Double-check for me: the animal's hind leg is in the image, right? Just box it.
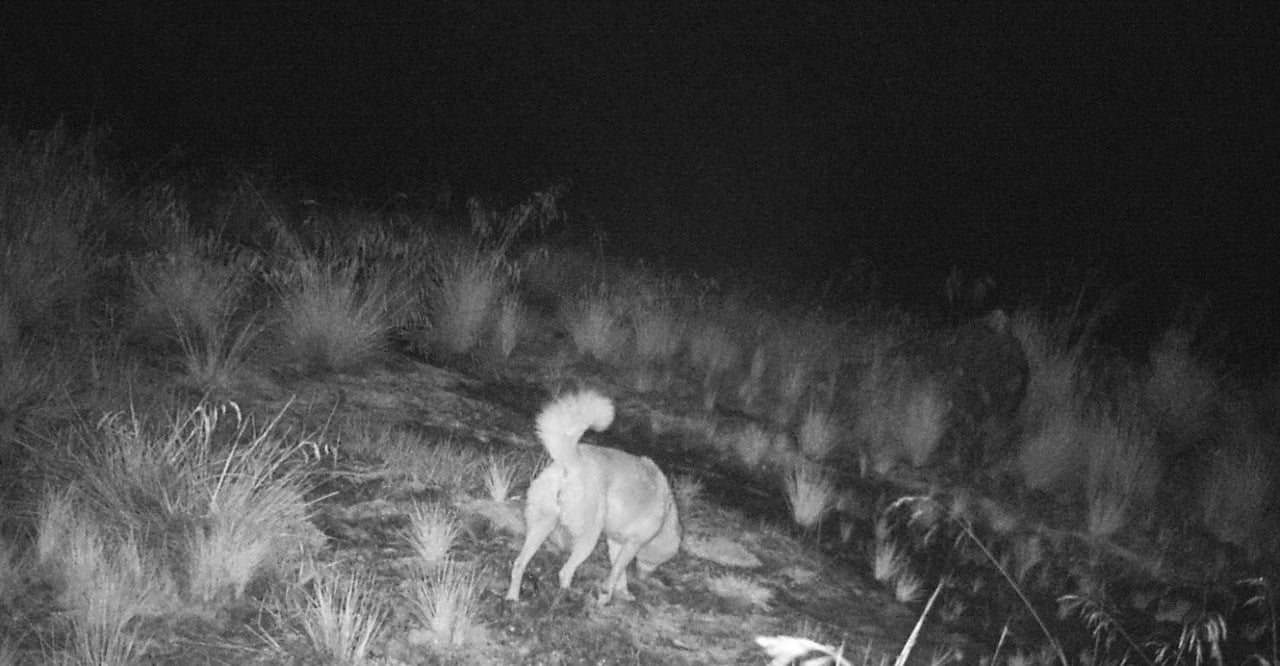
[507,471,564,601]
[506,509,560,601]
[599,538,642,605]
[556,520,602,592]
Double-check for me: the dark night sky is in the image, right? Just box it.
[3,1,1278,351]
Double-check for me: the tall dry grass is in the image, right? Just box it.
[39,402,322,613]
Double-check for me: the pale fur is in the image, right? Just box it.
[506,390,681,604]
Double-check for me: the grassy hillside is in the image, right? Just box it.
[1,126,1276,665]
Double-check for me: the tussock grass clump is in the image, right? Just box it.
[130,226,263,388]
[857,377,951,474]
[562,284,630,363]
[40,402,321,610]
[422,244,513,357]
[484,455,519,503]
[410,559,483,648]
[293,570,387,665]
[270,255,401,372]
[724,423,774,469]
[1016,403,1090,493]
[872,539,910,584]
[406,504,460,565]
[36,490,174,665]
[784,462,836,529]
[1085,411,1158,537]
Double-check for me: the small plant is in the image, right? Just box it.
[406,504,460,564]
[410,559,482,648]
[294,570,387,665]
[484,455,518,502]
[893,571,926,604]
[784,462,836,529]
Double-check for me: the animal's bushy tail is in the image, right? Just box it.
[536,390,615,465]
